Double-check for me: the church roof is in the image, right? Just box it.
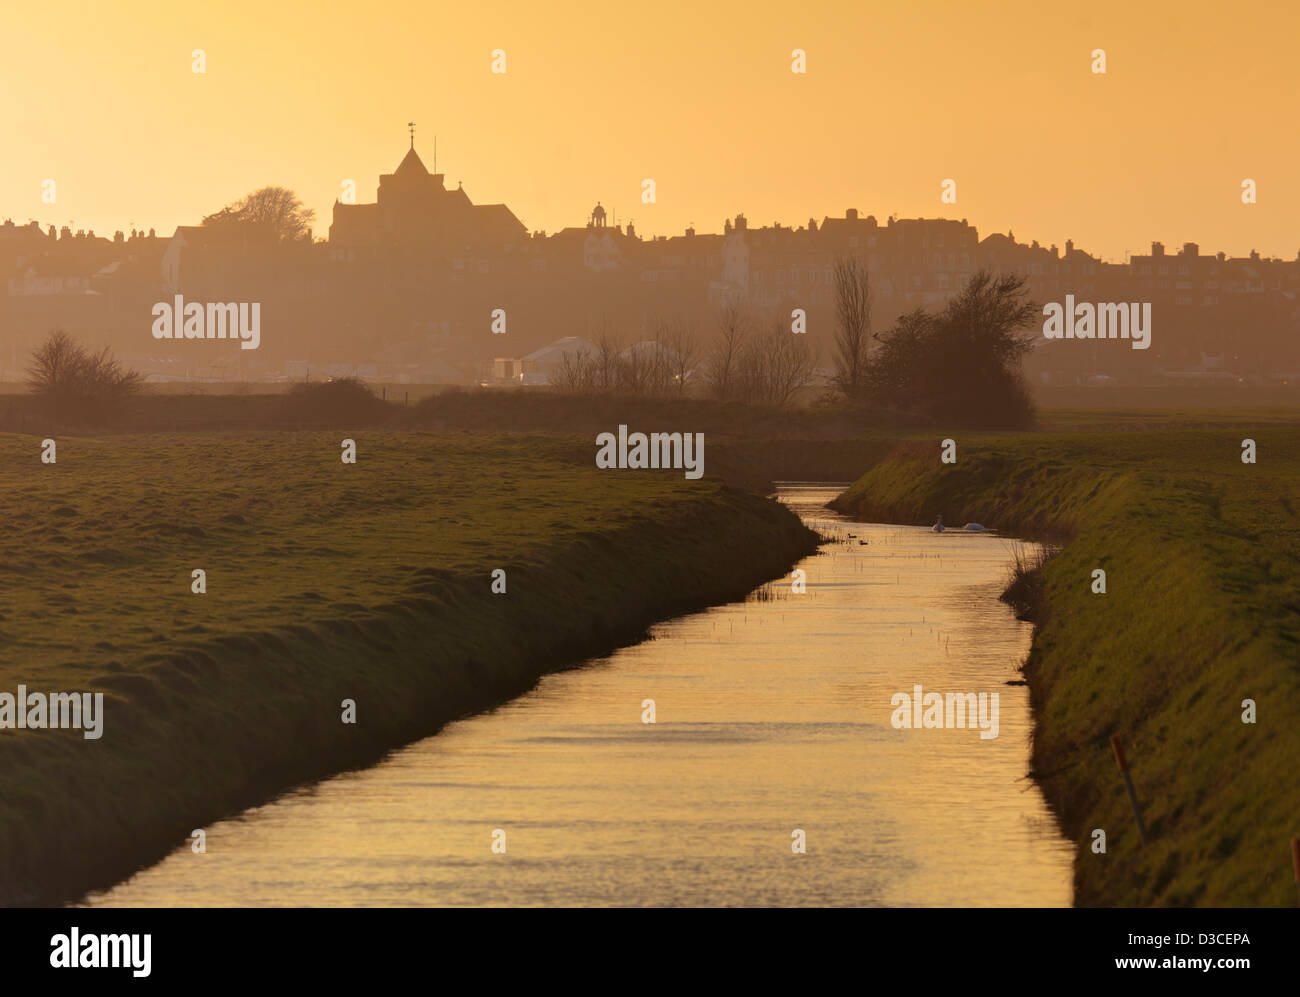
[395,146,429,177]
[474,203,527,238]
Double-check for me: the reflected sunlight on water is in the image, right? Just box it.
[88,486,1073,907]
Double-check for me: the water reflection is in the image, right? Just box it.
[88,486,1073,907]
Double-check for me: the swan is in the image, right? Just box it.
[932,515,945,533]
[963,522,989,532]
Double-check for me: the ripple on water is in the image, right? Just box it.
[87,487,1073,908]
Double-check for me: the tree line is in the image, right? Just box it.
[21,208,1039,427]
[549,259,1038,426]
[549,310,816,409]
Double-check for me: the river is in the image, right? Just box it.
[86,484,1073,907]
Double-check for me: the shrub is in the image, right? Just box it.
[869,270,1038,428]
[281,376,390,426]
[26,331,143,423]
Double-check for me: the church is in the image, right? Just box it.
[328,132,527,253]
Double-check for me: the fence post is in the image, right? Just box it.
[1291,837,1299,905]
[1110,734,1148,845]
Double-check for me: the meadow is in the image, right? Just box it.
[834,424,1300,906]
[0,431,818,904]
[2,399,1295,908]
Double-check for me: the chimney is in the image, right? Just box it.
[1151,241,1165,256]
[846,208,858,221]
[1065,239,1074,256]
[1183,242,1198,257]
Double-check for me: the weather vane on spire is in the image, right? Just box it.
[408,122,415,149]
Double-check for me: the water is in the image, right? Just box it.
[87,485,1073,907]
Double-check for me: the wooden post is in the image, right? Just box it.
[1291,837,1299,905]
[1110,734,1148,845]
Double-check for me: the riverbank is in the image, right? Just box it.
[87,487,1073,908]
[833,428,1300,906]
[0,432,819,906]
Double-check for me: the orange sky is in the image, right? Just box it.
[3,0,1297,261]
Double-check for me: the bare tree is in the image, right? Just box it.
[732,321,815,408]
[653,318,701,397]
[551,346,596,393]
[732,335,760,405]
[26,330,143,421]
[25,329,81,392]
[559,320,699,398]
[765,320,817,408]
[831,256,872,401]
[616,337,667,396]
[704,300,750,401]
[592,324,623,393]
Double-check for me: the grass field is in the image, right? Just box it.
[0,431,819,905]
[834,425,1300,906]
[4,404,1295,907]
[1034,406,1300,433]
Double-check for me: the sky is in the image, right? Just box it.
[2,0,1298,261]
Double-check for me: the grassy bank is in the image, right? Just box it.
[833,428,1300,906]
[0,432,819,906]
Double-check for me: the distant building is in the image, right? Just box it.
[523,336,600,376]
[6,133,1298,389]
[329,142,527,253]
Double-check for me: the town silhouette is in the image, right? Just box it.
[3,132,1296,391]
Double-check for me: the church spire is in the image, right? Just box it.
[408,121,415,149]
